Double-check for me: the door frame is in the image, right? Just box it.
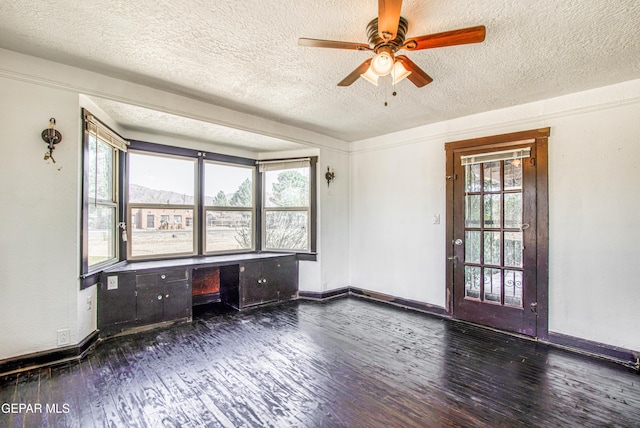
[445,127,550,340]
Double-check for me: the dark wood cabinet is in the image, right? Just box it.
[98,253,298,337]
[135,269,191,325]
[99,268,191,336]
[238,256,298,309]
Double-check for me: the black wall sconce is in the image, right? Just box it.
[325,166,335,187]
[41,117,62,163]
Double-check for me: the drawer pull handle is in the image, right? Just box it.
[157,295,162,300]
[165,294,170,298]
[160,274,166,280]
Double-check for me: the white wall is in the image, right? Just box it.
[0,79,83,360]
[315,147,350,293]
[349,143,446,304]
[349,78,640,352]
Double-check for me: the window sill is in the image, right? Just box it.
[296,252,317,261]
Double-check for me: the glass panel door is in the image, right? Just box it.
[450,141,539,338]
[463,157,524,308]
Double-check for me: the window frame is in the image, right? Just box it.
[80,110,127,289]
[203,160,257,254]
[260,159,311,253]
[127,150,199,260]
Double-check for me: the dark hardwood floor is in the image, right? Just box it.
[1,297,639,427]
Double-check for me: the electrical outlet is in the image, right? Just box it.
[107,275,118,290]
[86,296,92,311]
[57,329,70,346]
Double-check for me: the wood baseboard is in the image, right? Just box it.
[298,287,350,301]
[0,331,99,378]
[546,332,639,370]
[349,287,449,317]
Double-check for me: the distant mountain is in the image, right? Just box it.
[128,184,230,205]
[129,184,195,205]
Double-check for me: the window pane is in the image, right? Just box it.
[88,205,115,266]
[205,163,254,208]
[484,231,501,265]
[88,135,113,201]
[465,195,481,228]
[504,193,522,229]
[130,208,194,257]
[265,211,308,250]
[465,164,481,192]
[129,153,195,204]
[465,266,481,299]
[484,268,502,303]
[504,231,523,268]
[504,158,523,190]
[264,167,310,208]
[206,210,252,252]
[465,231,480,264]
[483,161,501,191]
[504,270,523,307]
[483,194,501,228]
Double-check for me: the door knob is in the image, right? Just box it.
[454,239,463,246]
[157,295,162,300]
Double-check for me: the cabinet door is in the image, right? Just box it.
[163,281,191,321]
[136,283,164,324]
[98,273,137,328]
[241,261,265,307]
[260,259,286,302]
[271,257,298,301]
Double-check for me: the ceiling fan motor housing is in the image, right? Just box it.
[367,17,409,52]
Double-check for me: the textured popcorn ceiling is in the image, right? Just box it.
[1,0,640,146]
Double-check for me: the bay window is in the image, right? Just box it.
[120,141,315,262]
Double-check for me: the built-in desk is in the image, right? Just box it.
[98,253,298,337]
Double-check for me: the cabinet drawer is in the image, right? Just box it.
[136,269,188,285]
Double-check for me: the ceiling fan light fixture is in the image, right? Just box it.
[360,66,379,86]
[392,60,412,84]
[370,47,395,76]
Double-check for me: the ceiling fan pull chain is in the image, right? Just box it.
[384,75,389,106]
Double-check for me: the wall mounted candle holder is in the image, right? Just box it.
[41,117,62,163]
[325,166,335,187]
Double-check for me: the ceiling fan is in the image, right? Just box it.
[298,0,486,88]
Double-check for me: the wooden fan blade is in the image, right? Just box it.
[298,38,371,51]
[338,59,373,86]
[404,25,486,51]
[395,55,433,87]
[378,0,403,41]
